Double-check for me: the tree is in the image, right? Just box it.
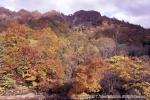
[68,45,108,99]
[92,37,116,58]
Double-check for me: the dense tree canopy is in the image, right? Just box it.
[0,15,149,99]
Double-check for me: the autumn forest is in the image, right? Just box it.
[0,8,150,99]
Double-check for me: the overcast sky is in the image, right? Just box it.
[0,0,150,28]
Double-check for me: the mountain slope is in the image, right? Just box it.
[0,8,149,56]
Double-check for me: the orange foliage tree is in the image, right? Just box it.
[0,23,65,92]
[68,45,108,99]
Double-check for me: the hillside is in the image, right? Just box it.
[0,7,150,99]
[0,8,149,56]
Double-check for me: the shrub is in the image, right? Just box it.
[102,56,150,99]
[0,73,16,94]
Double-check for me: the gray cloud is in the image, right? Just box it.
[14,0,57,12]
[106,0,150,28]
[110,0,150,16]
[0,0,150,28]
